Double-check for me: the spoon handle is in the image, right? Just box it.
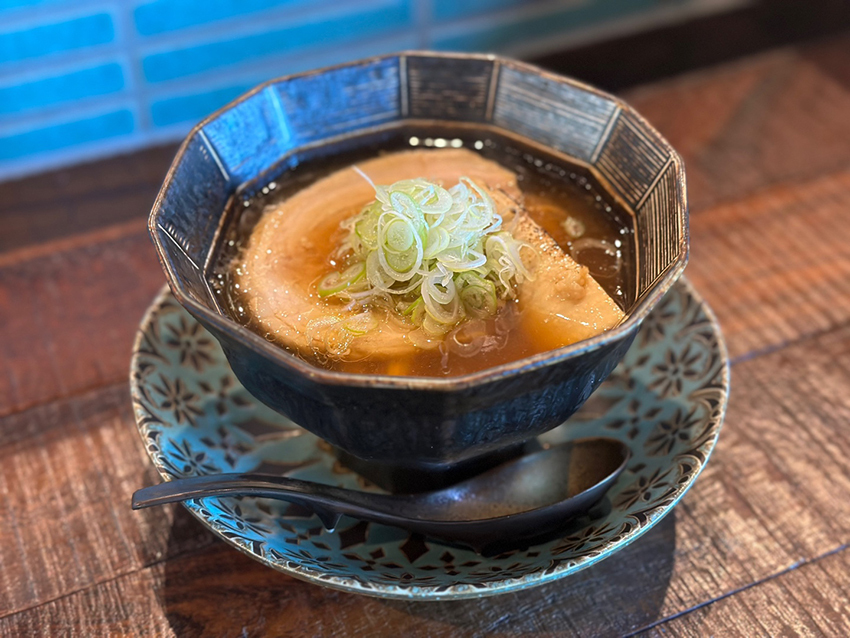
[132,473,356,530]
[134,473,304,507]
[131,472,424,532]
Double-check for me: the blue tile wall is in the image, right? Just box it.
[0,62,124,116]
[0,109,134,161]
[0,0,703,181]
[0,12,114,64]
[141,2,411,83]
[134,0,314,36]
[0,1,67,10]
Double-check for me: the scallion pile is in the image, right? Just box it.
[316,171,533,336]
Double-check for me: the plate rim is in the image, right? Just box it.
[129,276,729,600]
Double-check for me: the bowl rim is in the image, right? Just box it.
[148,50,689,392]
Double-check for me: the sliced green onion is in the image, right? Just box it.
[343,313,378,335]
[385,244,419,272]
[354,203,381,249]
[401,297,423,316]
[457,273,497,318]
[316,172,534,338]
[390,191,421,223]
[316,262,366,297]
[418,185,452,215]
[424,227,451,259]
[384,217,415,252]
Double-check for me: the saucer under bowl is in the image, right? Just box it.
[130,277,727,600]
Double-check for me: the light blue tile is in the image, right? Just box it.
[142,2,411,83]
[151,83,253,126]
[434,0,668,51]
[0,63,124,116]
[0,12,114,64]
[0,0,66,11]
[0,108,134,161]
[134,0,311,36]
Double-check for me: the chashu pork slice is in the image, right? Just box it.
[510,214,625,352]
[235,147,624,363]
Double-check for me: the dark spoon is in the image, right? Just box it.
[133,437,629,551]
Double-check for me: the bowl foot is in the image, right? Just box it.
[332,440,542,493]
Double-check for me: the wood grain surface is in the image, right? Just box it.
[2,33,850,637]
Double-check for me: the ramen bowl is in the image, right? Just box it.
[148,52,687,475]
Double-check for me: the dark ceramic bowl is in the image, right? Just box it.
[148,52,687,472]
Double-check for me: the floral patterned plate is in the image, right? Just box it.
[130,277,728,600]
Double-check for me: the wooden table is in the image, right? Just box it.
[2,33,850,637]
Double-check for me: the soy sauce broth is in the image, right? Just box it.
[211,125,635,377]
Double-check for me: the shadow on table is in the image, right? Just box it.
[383,511,677,636]
[156,506,676,636]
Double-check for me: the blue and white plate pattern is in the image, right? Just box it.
[130,277,728,600]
